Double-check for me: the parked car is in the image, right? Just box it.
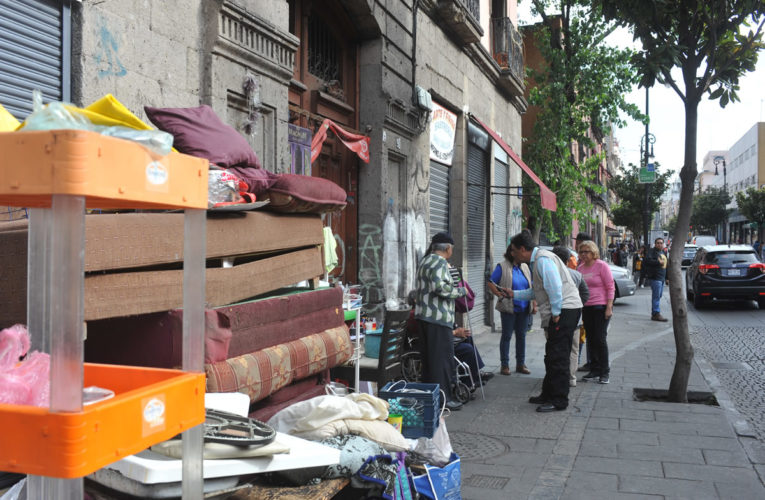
[685,245,765,308]
[691,235,717,247]
[539,246,636,300]
[681,244,699,268]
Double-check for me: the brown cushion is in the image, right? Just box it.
[144,104,260,168]
[266,174,347,214]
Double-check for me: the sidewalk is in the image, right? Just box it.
[446,286,765,499]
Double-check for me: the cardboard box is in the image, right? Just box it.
[0,211,325,325]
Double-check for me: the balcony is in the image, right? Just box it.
[490,17,524,97]
[436,0,483,45]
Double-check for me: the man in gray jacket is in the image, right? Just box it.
[552,246,589,388]
[507,233,583,412]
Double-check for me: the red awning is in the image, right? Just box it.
[472,116,557,211]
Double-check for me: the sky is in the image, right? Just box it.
[517,7,765,179]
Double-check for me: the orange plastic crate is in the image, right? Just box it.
[0,129,208,209]
[0,363,205,478]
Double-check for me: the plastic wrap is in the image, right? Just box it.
[19,90,174,155]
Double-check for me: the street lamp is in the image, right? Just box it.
[713,155,728,243]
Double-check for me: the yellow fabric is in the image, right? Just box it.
[84,94,153,130]
[323,226,339,273]
[0,104,20,131]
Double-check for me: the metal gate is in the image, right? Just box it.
[429,160,450,237]
[0,0,70,119]
[491,157,509,329]
[466,123,489,329]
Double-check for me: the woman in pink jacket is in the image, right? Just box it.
[577,240,614,384]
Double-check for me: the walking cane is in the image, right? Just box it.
[457,267,486,401]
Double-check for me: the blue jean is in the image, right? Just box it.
[499,310,530,367]
[649,278,664,315]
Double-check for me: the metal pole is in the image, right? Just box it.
[643,88,650,248]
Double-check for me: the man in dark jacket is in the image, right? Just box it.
[643,238,669,322]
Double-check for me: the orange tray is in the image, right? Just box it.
[0,130,208,209]
[0,363,205,478]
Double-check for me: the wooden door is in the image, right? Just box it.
[288,0,359,284]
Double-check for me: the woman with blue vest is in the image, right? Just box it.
[488,245,536,376]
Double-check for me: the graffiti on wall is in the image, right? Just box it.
[510,208,523,237]
[358,222,383,316]
[96,19,127,78]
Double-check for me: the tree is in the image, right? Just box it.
[736,186,765,241]
[690,186,732,233]
[610,162,672,238]
[523,0,642,242]
[597,0,765,402]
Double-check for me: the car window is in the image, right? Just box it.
[703,251,758,266]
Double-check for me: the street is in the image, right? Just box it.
[448,274,765,499]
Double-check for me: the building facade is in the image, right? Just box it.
[1,0,553,331]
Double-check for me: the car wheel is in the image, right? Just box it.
[758,298,765,310]
[693,290,706,309]
[686,285,692,301]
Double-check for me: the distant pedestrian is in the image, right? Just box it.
[506,232,583,413]
[633,245,646,287]
[617,243,629,268]
[488,245,535,376]
[577,240,615,385]
[643,238,669,322]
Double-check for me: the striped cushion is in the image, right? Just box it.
[205,325,352,403]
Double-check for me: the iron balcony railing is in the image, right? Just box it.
[461,0,480,22]
[490,17,524,82]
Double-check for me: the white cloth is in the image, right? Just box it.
[268,393,389,434]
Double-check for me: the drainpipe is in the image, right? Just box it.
[411,0,420,107]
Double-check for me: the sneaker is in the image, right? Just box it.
[570,378,577,387]
[480,371,494,382]
[445,400,463,411]
[577,363,591,372]
[651,313,669,322]
[598,375,610,384]
[582,372,599,381]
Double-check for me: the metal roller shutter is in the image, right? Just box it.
[466,124,489,329]
[0,0,69,120]
[429,160,450,237]
[492,158,509,329]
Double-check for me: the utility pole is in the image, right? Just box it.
[643,88,650,248]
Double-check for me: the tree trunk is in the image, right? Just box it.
[666,95,700,403]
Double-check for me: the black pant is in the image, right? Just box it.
[541,308,581,409]
[421,321,457,402]
[581,305,610,377]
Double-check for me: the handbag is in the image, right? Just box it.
[454,280,475,313]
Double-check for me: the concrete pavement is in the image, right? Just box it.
[447,284,765,499]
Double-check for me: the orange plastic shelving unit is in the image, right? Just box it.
[0,129,209,490]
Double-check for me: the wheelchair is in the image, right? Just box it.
[400,326,477,404]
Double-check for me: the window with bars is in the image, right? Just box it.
[308,16,340,82]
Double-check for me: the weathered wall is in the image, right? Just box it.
[354,1,523,314]
[70,0,296,172]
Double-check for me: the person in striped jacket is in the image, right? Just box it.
[414,232,467,411]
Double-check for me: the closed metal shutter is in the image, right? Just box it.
[492,158,509,328]
[429,160,450,237]
[0,0,70,120]
[466,123,489,329]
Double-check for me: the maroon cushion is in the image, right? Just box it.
[144,105,260,168]
[266,174,347,214]
[227,166,277,196]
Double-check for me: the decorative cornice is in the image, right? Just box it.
[214,1,299,82]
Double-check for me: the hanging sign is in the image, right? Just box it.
[288,124,312,175]
[429,102,457,165]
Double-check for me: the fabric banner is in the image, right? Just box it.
[311,119,370,164]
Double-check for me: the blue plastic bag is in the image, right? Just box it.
[413,452,461,500]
